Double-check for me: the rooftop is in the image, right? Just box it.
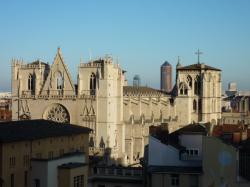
[177,63,221,71]
[0,119,92,143]
[176,123,209,135]
[161,61,171,66]
[58,162,86,169]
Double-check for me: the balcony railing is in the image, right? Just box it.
[180,154,202,161]
[92,166,143,178]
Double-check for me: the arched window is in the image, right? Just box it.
[198,99,202,112]
[194,76,201,95]
[193,99,197,112]
[89,137,94,147]
[90,73,96,95]
[28,74,34,91]
[56,72,63,90]
[179,82,188,95]
[99,137,105,148]
[187,75,192,88]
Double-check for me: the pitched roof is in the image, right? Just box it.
[161,61,171,66]
[177,63,221,71]
[0,120,91,143]
[175,123,209,135]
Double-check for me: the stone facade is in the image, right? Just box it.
[12,48,222,165]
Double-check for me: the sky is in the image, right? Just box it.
[0,0,250,92]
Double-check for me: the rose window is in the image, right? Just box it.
[44,104,70,123]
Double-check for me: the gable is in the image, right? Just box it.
[41,48,75,95]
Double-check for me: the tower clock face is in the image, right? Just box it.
[218,151,232,166]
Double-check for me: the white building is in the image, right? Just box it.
[145,123,207,187]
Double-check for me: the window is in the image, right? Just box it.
[59,149,64,156]
[194,76,201,95]
[74,175,84,187]
[23,155,30,166]
[11,174,14,187]
[179,83,188,95]
[9,157,15,168]
[48,151,53,159]
[186,75,192,88]
[90,73,96,95]
[193,100,197,112]
[198,99,202,111]
[79,146,85,152]
[34,179,40,187]
[24,171,28,187]
[186,149,199,156]
[56,72,63,90]
[28,74,34,91]
[194,150,198,155]
[189,175,199,187]
[171,174,179,186]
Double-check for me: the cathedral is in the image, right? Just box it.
[12,48,221,165]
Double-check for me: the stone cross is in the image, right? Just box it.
[195,49,203,64]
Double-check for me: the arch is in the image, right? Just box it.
[43,103,70,123]
[179,82,188,95]
[90,73,96,95]
[28,74,34,91]
[186,75,192,88]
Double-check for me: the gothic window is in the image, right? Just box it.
[179,82,188,95]
[56,72,63,90]
[194,76,201,95]
[90,73,96,95]
[44,104,70,123]
[99,137,105,148]
[28,74,34,91]
[89,137,94,147]
[198,99,202,112]
[186,75,192,88]
[193,99,197,112]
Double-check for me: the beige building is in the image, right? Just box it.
[0,119,91,187]
[11,48,222,165]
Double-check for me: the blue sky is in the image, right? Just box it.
[0,0,250,91]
